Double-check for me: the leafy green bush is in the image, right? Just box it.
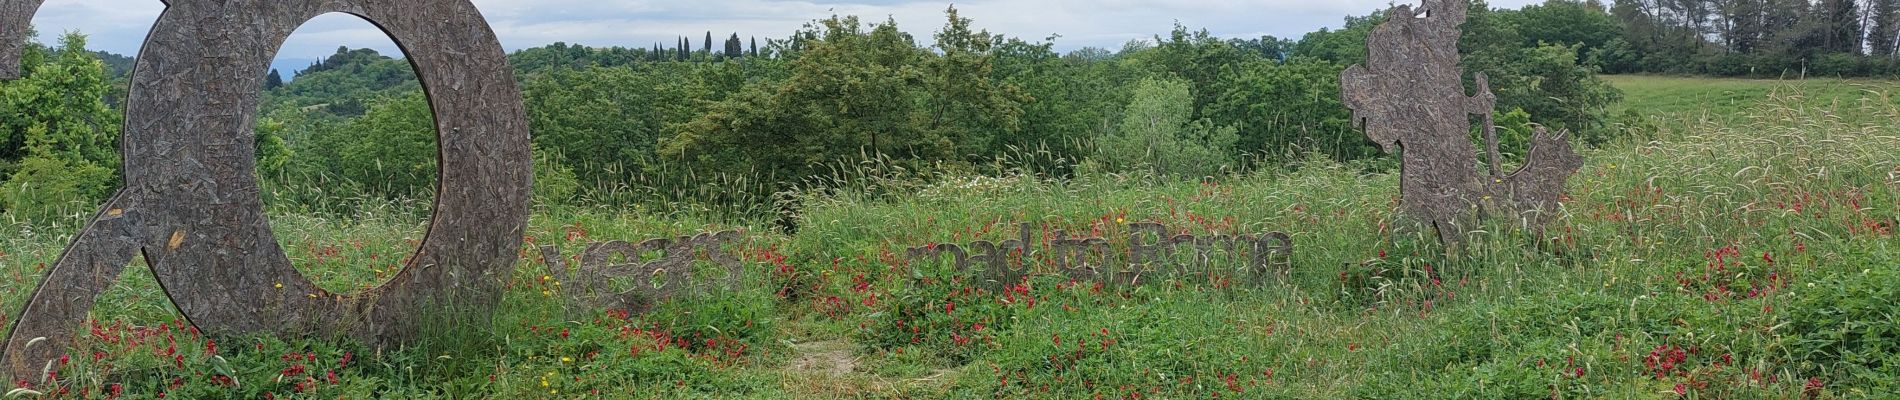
[0,33,121,223]
[0,155,113,224]
[1784,263,1900,389]
[1089,78,1238,179]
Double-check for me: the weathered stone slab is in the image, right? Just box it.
[905,223,1293,290]
[539,231,748,315]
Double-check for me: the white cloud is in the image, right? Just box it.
[30,0,1543,58]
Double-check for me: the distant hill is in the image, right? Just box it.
[90,50,134,78]
[270,58,317,81]
[260,46,419,118]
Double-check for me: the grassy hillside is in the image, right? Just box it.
[0,77,1895,398]
[1608,75,1900,125]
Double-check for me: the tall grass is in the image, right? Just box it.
[0,79,1893,397]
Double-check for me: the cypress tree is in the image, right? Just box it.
[264,69,284,90]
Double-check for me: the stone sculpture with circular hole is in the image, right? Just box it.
[0,0,530,381]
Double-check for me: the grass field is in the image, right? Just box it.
[0,76,1896,398]
[1607,75,1900,126]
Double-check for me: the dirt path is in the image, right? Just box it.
[788,339,859,375]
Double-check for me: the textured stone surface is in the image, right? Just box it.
[1488,127,1585,229]
[0,0,42,79]
[907,223,1292,290]
[540,231,747,315]
[1340,0,1582,242]
[0,0,529,381]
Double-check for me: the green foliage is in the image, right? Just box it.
[1293,14,1381,65]
[1511,0,1622,57]
[263,47,419,118]
[302,91,438,200]
[522,64,701,186]
[1785,257,1900,388]
[0,154,114,224]
[987,39,1116,175]
[3,76,1898,397]
[665,12,1031,195]
[1480,107,1535,164]
[0,33,121,223]
[532,148,580,207]
[1461,2,1626,140]
[1207,58,1364,163]
[207,3,1637,221]
[1089,78,1237,179]
[923,6,1028,160]
[1596,0,1900,78]
[1136,24,1252,114]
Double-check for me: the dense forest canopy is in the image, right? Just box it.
[12,0,1877,223]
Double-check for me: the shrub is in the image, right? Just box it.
[1784,261,1900,389]
[1090,78,1238,179]
[1,154,114,224]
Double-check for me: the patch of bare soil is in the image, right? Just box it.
[789,340,858,375]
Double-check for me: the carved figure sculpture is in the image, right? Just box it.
[1341,0,1583,243]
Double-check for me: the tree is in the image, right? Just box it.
[704,31,713,54]
[665,16,934,188]
[924,6,1028,159]
[1515,0,1622,58]
[0,33,122,222]
[725,33,744,58]
[265,68,285,90]
[1719,0,1769,54]
[1090,78,1237,179]
[1818,0,1863,54]
[302,92,437,199]
[522,65,701,186]
[1139,24,1252,116]
[750,37,759,57]
[1229,35,1295,60]
[1206,59,1365,163]
[1293,13,1382,64]
[1870,0,1900,57]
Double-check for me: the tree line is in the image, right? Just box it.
[1552,0,1900,77]
[6,2,1635,223]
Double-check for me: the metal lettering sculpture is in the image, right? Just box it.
[538,231,748,315]
[1340,0,1582,242]
[907,223,1292,291]
[0,0,530,381]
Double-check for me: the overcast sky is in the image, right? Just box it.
[30,0,1541,71]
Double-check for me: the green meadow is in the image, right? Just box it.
[0,75,1893,398]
